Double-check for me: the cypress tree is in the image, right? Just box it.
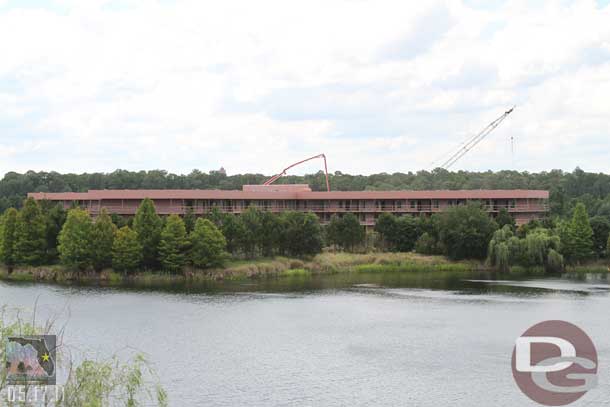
[158,214,188,273]
[14,198,47,266]
[132,198,162,269]
[189,218,226,268]
[565,203,594,264]
[90,209,117,271]
[58,208,94,271]
[0,208,19,272]
[112,226,142,273]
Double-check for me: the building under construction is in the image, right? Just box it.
[28,184,548,226]
[28,109,548,226]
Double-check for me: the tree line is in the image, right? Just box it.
[0,198,324,274]
[1,197,607,275]
[3,167,610,219]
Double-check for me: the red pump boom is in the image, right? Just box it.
[263,153,331,192]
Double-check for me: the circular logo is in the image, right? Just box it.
[511,320,598,406]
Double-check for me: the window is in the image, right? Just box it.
[410,200,416,209]
[433,200,439,209]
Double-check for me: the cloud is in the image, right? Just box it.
[0,0,609,178]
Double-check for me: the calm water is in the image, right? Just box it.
[1,271,610,406]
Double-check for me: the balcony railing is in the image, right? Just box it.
[83,203,549,215]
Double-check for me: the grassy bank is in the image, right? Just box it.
[0,252,481,285]
[1,253,607,288]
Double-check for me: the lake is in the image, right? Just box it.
[1,271,609,406]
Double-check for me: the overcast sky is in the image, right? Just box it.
[1,0,609,177]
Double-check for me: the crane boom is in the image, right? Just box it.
[263,153,331,192]
[438,106,515,170]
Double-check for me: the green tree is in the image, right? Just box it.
[58,208,94,271]
[189,218,226,268]
[183,207,196,234]
[326,213,365,252]
[112,226,142,273]
[440,203,498,260]
[0,208,19,272]
[374,212,398,250]
[260,211,282,257]
[110,213,128,228]
[495,208,516,230]
[392,216,420,252]
[562,202,594,264]
[589,216,610,257]
[217,213,246,255]
[90,209,117,271]
[132,198,162,269]
[241,207,263,257]
[42,202,67,262]
[158,214,188,273]
[14,198,47,265]
[280,211,323,257]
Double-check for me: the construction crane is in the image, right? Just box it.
[264,153,331,192]
[434,106,515,170]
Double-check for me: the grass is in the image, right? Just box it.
[566,265,610,274]
[14,251,610,289]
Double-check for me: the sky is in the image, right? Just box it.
[1,0,610,177]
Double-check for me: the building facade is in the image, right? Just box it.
[28,184,549,226]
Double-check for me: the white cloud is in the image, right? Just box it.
[0,0,609,177]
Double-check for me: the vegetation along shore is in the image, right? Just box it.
[1,172,609,288]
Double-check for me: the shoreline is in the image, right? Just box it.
[1,252,607,289]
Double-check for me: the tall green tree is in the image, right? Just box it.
[374,212,398,250]
[14,198,47,265]
[132,198,162,269]
[326,213,365,252]
[562,202,594,264]
[112,226,142,273]
[41,202,67,262]
[90,209,117,271]
[440,203,498,260]
[260,211,282,257]
[241,207,263,257]
[280,211,323,257]
[158,214,188,273]
[0,208,19,272]
[189,218,226,268]
[58,208,94,271]
[217,213,246,255]
[589,216,610,257]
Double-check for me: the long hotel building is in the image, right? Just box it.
[28,184,549,226]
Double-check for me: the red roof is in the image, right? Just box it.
[28,189,549,200]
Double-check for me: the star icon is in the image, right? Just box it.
[41,353,50,362]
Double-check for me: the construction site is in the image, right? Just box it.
[28,107,549,226]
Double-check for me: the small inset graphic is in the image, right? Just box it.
[5,335,56,385]
[512,320,597,406]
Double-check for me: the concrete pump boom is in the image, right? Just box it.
[264,153,331,192]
